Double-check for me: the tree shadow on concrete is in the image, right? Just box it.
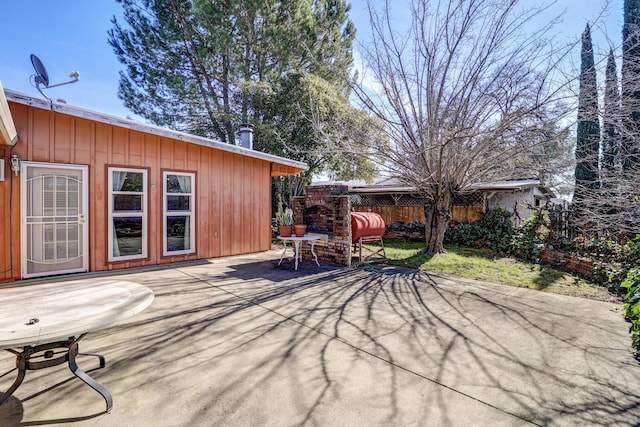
[3,255,639,425]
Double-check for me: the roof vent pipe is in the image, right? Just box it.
[238,124,254,149]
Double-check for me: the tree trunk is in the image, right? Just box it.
[423,190,452,254]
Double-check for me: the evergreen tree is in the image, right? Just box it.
[596,48,622,234]
[109,0,356,145]
[109,0,372,204]
[307,0,356,91]
[616,0,640,237]
[573,24,601,226]
[621,0,640,172]
[603,49,620,176]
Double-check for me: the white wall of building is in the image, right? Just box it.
[486,187,547,227]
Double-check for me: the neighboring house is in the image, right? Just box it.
[0,87,306,283]
[473,179,556,227]
[314,177,555,227]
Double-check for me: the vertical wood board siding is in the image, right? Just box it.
[0,102,272,282]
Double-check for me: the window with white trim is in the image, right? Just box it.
[108,167,147,261]
[163,172,195,256]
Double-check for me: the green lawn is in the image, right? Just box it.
[365,240,618,302]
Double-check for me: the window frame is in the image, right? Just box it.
[107,167,148,262]
[162,171,196,256]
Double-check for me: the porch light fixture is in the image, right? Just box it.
[10,155,21,175]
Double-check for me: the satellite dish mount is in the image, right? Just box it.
[30,54,80,100]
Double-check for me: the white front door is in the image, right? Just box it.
[21,163,88,278]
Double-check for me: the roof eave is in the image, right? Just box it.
[0,82,18,146]
[5,89,307,175]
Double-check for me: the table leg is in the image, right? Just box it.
[0,354,26,407]
[310,241,320,267]
[294,240,301,270]
[278,240,288,266]
[68,340,113,413]
[0,336,112,413]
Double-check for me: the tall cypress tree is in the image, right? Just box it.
[621,0,640,172]
[573,24,601,225]
[603,49,620,175]
[599,48,622,230]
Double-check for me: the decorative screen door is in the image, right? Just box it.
[21,163,88,278]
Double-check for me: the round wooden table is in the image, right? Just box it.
[0,279,154,412]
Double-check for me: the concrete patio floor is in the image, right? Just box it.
[1,249,640,426]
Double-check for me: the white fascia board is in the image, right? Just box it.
[0,83,18,146]
[4,89,307,171]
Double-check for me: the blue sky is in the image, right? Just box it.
[0,2,130,116]
[0,0,624,121]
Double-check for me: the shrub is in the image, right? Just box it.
[445,208,513,253]
[583,235,640,289]
[621,267,640,355]
[510,212,545,261]
[445,221,478,246]
[625,235,640,260]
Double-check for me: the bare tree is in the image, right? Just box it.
[351,0,574,253]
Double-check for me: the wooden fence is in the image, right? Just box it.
[353,205,484,225]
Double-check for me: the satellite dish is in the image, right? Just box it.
[29,54,80,100]
[30,54,49,87]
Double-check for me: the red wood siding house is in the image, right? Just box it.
[0,89,305,283]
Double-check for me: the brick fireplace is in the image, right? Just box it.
[292,184,352,267]
[304,205,334,234]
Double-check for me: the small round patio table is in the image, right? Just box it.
[277,235,321,270]
[0,279,154,413]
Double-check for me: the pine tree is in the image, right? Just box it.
[109,0,356,144]
[109,0,372,200]
[573,24,601,227]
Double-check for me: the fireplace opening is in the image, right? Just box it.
[303,205,333,236]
